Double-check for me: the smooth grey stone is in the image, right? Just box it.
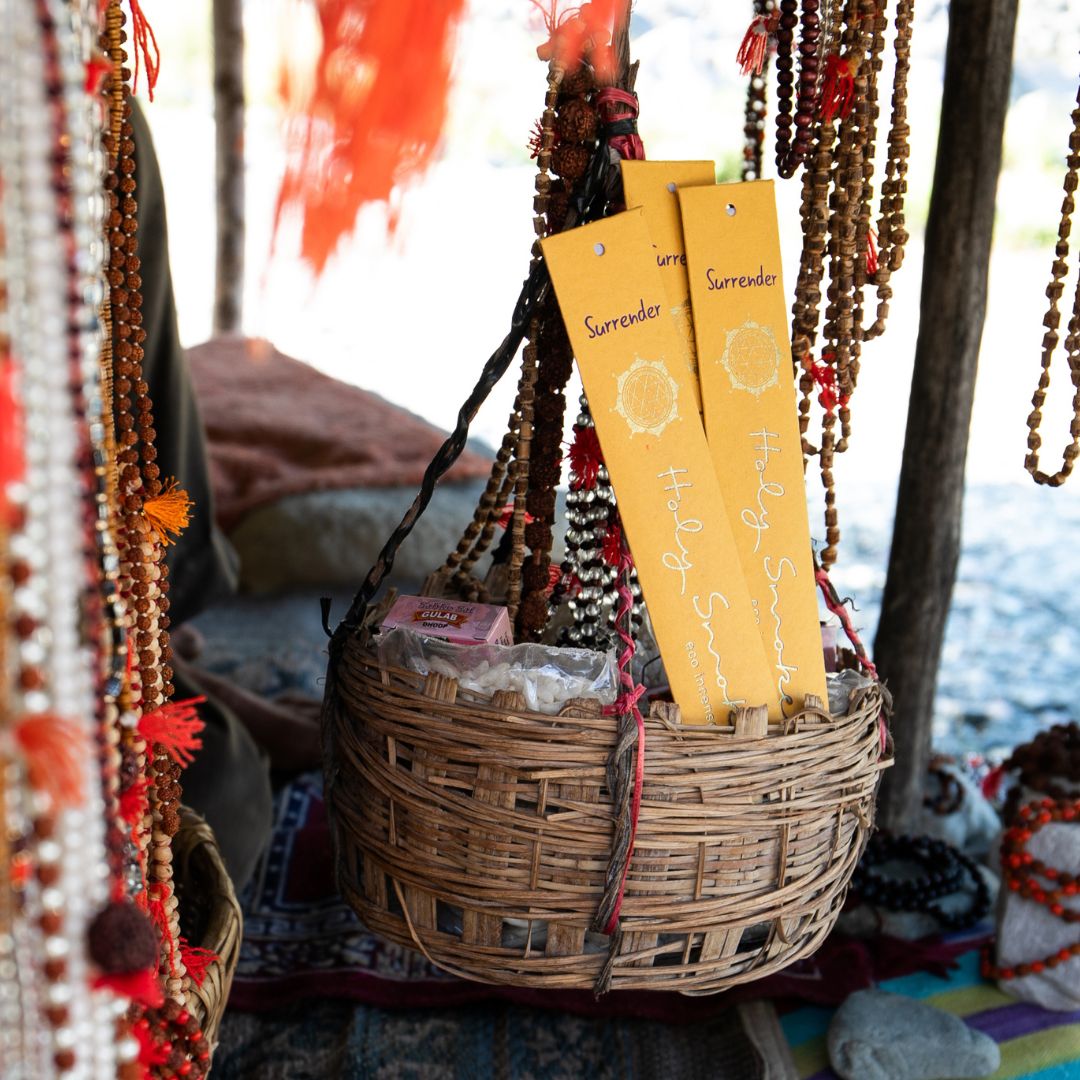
[827,989,1000,1080]
[996,821,1080,1011]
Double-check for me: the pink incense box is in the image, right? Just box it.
[379,595,513,646]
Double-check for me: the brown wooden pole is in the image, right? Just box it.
[212,0,245,336]
[874,0,1019,831]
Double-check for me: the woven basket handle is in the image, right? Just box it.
[333,139,620,637]
[334,259,548,634]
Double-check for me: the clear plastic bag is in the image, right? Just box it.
[377,627,619,715]
[827,668,875,716]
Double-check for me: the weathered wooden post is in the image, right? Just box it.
[212,0,245,335]
[874,0,1019,831]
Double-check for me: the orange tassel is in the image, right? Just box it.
[141,479,192,547]
[818,53,859,122]
[125,0,160,100]
[138,698,205,767]
[274,0,468,274]
[13,714,85,807]
[736,14,775,76]
[179,938,220,988]
[92,968,164,1008]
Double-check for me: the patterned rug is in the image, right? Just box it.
[214,998,771,1080]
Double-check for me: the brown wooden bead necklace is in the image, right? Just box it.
[1024,74,1080,487]
[773,0,822,178]
[104,0,195,1018]
[785,0,913,567]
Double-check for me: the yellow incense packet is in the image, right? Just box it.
[542,208,776,723]
[621,160,716,413]
[679,181,828,717]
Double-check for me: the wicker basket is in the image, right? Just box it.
[173,808,243,1049]
[323,629,889,994]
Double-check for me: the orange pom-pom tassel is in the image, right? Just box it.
[141,479,192,547]
[138,698,205,767]
[13,714,85,807]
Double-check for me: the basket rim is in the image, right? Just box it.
[339,629,887,741]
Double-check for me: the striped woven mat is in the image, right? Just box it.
[781,947,1080,1080]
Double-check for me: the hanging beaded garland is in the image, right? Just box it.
[0,0,141,1073]
[756,0,914,567]
[1024,73,1080,488]
[738,0,773,182]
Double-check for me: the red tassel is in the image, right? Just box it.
[602,521,623,568]
[138,698,205,767]
[546,564,563,595]
[982,763,1006,801]
[133,1017,170,1069]
[0,352,25,528]
[125,0,160,100]
[497,504,535,530]
[528,115,560,159]
[568,425,603,491]
[92,968,164,1008]
[119,777,150,828]
[866,227,879,277]
[13,714,85,807]
[818,53,859,122]
[736,14,775,76]
[179,938,220,988]
[147,895,179,975]
[809,357,854,415]
[84,51,112,96]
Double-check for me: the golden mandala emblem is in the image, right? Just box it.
[671,301,698,375]
[721,320,780,396]
[614,357,680,436]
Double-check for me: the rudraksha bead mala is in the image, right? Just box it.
[1025,72,1080,487]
